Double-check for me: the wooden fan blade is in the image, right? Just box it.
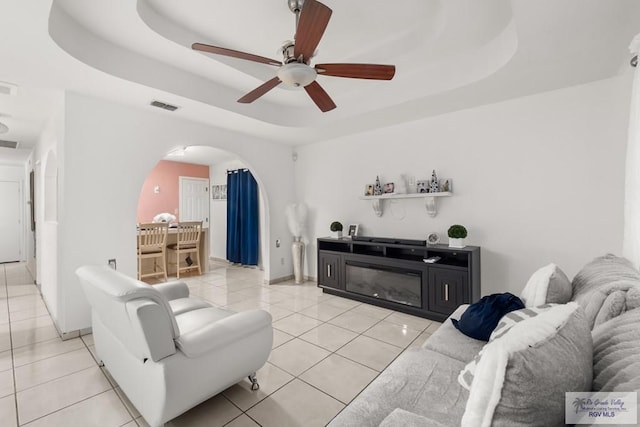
[315,63,396,80]
[294,0,332,62]
[193,43,281,66]
[238,77,282,104]
[304,81,336,112]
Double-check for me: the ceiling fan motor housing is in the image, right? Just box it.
[288,0,305,13]
[280,41,297,63]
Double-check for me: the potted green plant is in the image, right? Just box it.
[447,224,467,248]
[330,221,343,239]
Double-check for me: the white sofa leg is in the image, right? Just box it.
[248,373,259,391]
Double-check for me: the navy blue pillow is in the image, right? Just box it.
[451,292,525,341]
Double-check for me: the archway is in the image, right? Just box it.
[135,145,269,280]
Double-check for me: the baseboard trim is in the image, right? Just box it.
[266,275,293,285]
[39,289,92,341]
[266,275,317,285]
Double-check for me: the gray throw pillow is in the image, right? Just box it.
[461,302,593,427]
[591,307,640,392]
[458,304,555,390]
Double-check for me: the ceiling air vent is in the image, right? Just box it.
[150,100,179,111]
[0,81,18,96]
[0,140,19,149]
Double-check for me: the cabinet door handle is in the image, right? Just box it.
[327,264,332,278]
[444,283,449,301]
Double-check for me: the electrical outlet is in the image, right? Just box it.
[108,259,117,270]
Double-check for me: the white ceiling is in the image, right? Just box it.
[0,0,638,163]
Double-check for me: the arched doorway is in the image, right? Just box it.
[135,145,269,281]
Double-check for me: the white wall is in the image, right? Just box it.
[0,165,26,263]
[53,92,294,332]
[624,65,640,267]
[30,98,65,325]
[295,75,631,296]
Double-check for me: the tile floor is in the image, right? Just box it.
[0,261,441,427]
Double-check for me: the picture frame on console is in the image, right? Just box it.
[348,224,359,238]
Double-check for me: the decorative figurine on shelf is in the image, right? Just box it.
[373,176,383,196]
[443,179,451,192]
[430,170,439,193]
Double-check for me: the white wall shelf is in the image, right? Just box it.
[358,192,452,217]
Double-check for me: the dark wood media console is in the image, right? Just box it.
[317,237,481,321]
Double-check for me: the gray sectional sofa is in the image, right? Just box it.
[329,255,640,426]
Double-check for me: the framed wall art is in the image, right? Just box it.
[212,184,227,200]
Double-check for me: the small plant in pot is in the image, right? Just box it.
[448,224,467,248]
[330,221,343,239]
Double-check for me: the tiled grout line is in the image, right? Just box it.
[233,303,429,417]
[22,389,117,426]
[195,292,381,422]
[178,269,438,424]
[79,333,140,425]
[2,265,134,427]
[3,264,21,427]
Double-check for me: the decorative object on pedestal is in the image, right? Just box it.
[365,184,374,196]
[430,170,439,193]
[448,224,468,248]
[330,221,343,238]
[373,176,383,196]
[285,203,308,284]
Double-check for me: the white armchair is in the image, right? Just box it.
[76,265,273,427]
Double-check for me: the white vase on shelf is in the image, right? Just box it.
[449,238,465,248]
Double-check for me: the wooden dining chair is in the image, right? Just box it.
[137,222,169,281]
[167,221,202,278]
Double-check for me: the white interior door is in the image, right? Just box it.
[0,181,22,263]
[179,177,210,228]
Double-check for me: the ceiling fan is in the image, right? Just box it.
[192,0,396,112]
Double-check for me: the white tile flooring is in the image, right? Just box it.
[0,261,441,427]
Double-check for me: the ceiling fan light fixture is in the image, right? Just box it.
[277,62,317,88]
[0,121,8,134]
